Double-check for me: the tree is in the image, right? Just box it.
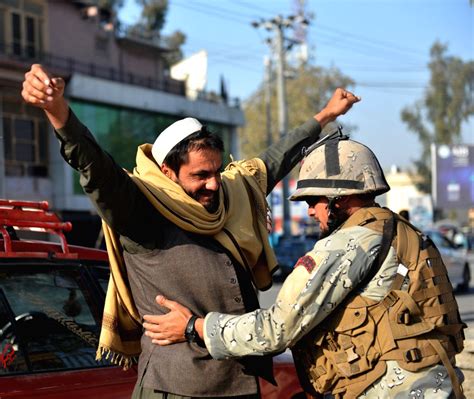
[129,0,186,66]
[401,41,474,193]
[240,64,355,161]
[135,0,168,32]
[97,0,124,12]
[163,30,186,66]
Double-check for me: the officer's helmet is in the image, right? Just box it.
[290,130,390,201]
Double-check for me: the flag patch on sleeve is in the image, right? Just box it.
[295,255,316,273]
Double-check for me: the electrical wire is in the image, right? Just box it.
[166,1,434,93]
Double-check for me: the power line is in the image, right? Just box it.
[169,1,429,72]
[166,2,433,96]
[312,29,425,65]
[316,22,425,59]
[169,0,431,65]
[356,81,427,88]
[234,0,280,16]
[171,0,251,25]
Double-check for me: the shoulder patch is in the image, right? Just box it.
[295,255,316,273]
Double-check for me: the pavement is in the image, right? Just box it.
[458,327,474,398]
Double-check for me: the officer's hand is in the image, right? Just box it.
[315,88,361,127]
[143,295,194,345]
[22,64,69,128]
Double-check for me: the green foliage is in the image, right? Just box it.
[163,30,187,66]
[135,0,168,32]
[97,0,124,11]
[240,64,355,164]
[401,41,474,193]
[126,0,185,65]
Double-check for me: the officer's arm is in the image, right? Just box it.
[259,88,360,194]
[203,226,381,359]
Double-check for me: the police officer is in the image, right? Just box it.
[144,131,466,399]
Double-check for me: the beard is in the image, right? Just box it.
[187,189,220,213]
[319,208,349,239]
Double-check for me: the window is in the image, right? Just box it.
[0,264,111,375]
[11,12,21,56]
[2,114,49,177]
[25,15,35,57]
[1,0,44,58]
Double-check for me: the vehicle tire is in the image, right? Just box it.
[457,264,471,292]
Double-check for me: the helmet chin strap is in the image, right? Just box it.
[326,196,345,234]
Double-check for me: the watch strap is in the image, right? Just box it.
[184,315,198,342]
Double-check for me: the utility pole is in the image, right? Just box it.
[264,55,272,148]
[274,21,291,238]
[264,55,275,244]
[252,15,309,239]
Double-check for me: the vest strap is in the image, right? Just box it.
[420,259,448,279]
[428,338,465,399]
[412,281,453,301]
[422,300,459,318]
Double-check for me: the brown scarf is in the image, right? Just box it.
[96,144,278,368]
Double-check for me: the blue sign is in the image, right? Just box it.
[434,144,474,209]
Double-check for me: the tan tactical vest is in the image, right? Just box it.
[292,207,466,399]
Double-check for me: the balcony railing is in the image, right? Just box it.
[0,42,241,108]
[0,41,185,96]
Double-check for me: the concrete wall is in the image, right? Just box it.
[46,1,166,80]
[67,73,245,127]
[5,176,52,202]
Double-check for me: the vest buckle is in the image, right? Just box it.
[404,348,421,362]
[346,346,360,363]
[397,311,411,325]
[382,291,398,309]
[326,333,338,351]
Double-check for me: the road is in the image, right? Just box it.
[259,279,474,395]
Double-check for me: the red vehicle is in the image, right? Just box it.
[0,200,304,399]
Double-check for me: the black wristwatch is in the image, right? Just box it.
[184,315,199,343]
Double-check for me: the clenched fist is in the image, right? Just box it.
[22,64,69,128]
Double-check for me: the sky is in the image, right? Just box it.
[119,0,474,171]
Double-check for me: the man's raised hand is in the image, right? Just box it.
[22,64,69,128]
[314,87,361,127]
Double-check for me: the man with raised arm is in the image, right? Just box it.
[22,63,360,399]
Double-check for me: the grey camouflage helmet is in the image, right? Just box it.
[290,132,390,201]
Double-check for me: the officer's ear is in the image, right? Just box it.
[335,196,351,209]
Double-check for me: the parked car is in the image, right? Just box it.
[423,229,471,292]
[0,200,304,398]
[273,235,317,280]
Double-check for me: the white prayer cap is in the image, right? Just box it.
[152,117,203,166]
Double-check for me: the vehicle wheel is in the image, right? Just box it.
[457,264,471,292]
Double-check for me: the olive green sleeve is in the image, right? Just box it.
[54,110,167,243]
[258,118,322,194]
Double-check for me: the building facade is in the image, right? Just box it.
[0,0,244,245]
